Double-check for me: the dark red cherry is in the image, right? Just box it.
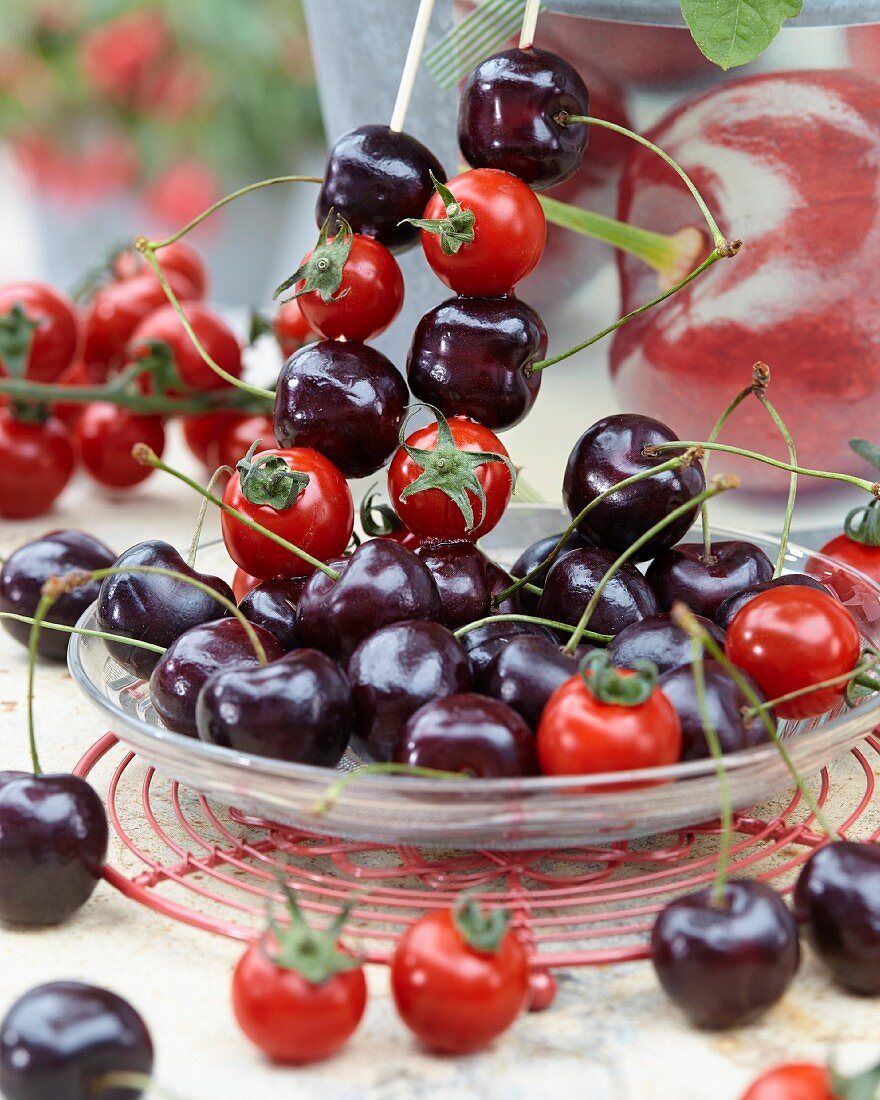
[610,612,725,675]
[0,772,107,926]
[794,841,880,996]
[650,880,800,1029]
[316,124,446,253]
[407,296,546,431]
[509,530,587,615]
[296,540,441,664]
[658,660,770,761]
[196,649,352,767]
[395,693,537,777]
[95,540,234,679]
[417,542,510,629]
[0,530,116,661]
[563,415,705,561]
[647,541,774,620]
[0,981,153,1100]
[485,634,580,729]
[273,340,408,479]
[537,546,658,638]
[239,577,305,652]
[149,618,283,738]
[458,618,554,690]
[714,573,835,631]
[458,46,589,191]
[348,620,471,762]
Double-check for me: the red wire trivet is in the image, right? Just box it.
[74,733,880,969]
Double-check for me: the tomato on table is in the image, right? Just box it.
[181,410,243,466]
[51,359,91,431]
[113,239,208,299]
[0,410,76,519]
[740,1062,841,1100]
[76,402,165,489]
[273,299,317,359]
[209,414,277,471]
[0,282,80,383]
[130,301,242,392]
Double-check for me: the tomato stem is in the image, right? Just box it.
[311,762,468,816]
[454,612,612,645]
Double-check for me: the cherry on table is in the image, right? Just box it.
[348,620,471,762]
[610,612,725,675]
[416,542,505,630]
[650,880,800,1029]
[508,529,587,615]
[458,46,590,191]
[239,577,305,652]
[0,981,153,1100]
[407,296,546,431]
[197,648,352,767]
[316,124,446,253]
[0,771,107,926]
[396,692,537,778]
[0,530,116,661]
[714,572,834,631]
[459,617,555,690]
[485,634,580,729]
[647,540,774,620]
[563,414,705,561]
[273,340,408,479]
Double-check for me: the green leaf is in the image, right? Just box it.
[680,0,803,70]
[851,438,880,472]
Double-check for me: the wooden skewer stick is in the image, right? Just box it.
[519,0,541,49]
[390,0,438,134]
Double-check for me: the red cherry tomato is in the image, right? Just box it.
[0,410,76,518]
[725,587,862,719]
[387,417,513,543]
[419,168,546,296]
[0,282,80,382]
[391,907,529,1054]
[819,532,880,584]
[208,414,277,471]
[82,269,197,380]
[740,1063,837,1100]
[221,446,353,579]
[113,239,208,299]
[75,402,165,489]
[181,410,243,466]
[296,234,404,342]
[131,302,242,392]
[51,359,91,431]
[231,939,366,1065]
[273,299,317,359]
[537,669,682,778]
[232,566,263,602]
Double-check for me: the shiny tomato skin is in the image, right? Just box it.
[232,567,263,602]
[391,909,529,1054]
[740,1063,837,1100]
[76,402,165,489]
[387,418,513,543]
[181,410,242,466]
[273,299,317,358]
[0,282,80,382]
[537,673,682,778]
[819,533,880,584]
[0,410,76,519]
[221,446,353,579]
[130,301,242,392]
[208,414,277,471]
[420,168,546,296]
[725,587,861,719]
[231,941,366,1064]
[113,239,207,298]
[297,234,404,342]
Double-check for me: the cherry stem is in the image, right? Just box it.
[673,604,841,841]
[645,440,880,497]
[454,612,612,644]
[133,445,340,580]
[494,453,694,605]
[147,175,322,251]
[564,477,739,654]
[528,249,723,373]
[187,465,234,568]
[753,384,798,577]
[688,634,732,907]
[94,1071,190,1099]
[311,762,467,816]
[25,593,52,774]
[2,611,165,653]
[699,384,753,558]
[743,655,880,718]
[506,575,545,597]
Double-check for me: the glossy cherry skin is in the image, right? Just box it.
[794,841,880,995]
[416,542,504,629]
[563,415,705,561]
[0,530,116,660]
[485,634,580,729]
[197,649,352,767]
[459,618,554,690]
[658,660,770,761]
[296,540,441,665]
[239,578,305,652]
[714,573,834,631]
[348,621,471,762]
[610,612,725,675]
[316,124,446,253]
[396,693,537,777]
[149,619,283,738]
[0,772,107,926]
[95,540,234,680]
[537,546,659,638]
[650,880,800,1029]
[273,340,408,479]
[0,981,153,1100]
[458,46,590,191]
[647,541,775,620]
[407,296,546,431]
[509,530,587,615]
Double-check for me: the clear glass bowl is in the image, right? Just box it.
[68,507,880,850]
